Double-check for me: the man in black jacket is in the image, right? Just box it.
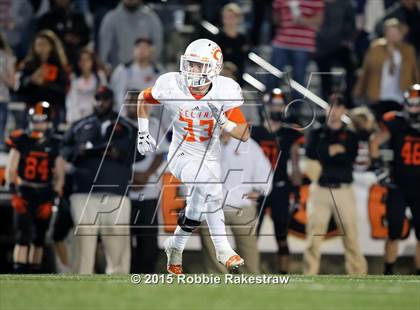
[60,86,136,274]
[303,94,367,275]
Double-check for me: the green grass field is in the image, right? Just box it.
[0,274,419,310]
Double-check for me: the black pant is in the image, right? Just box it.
[386,183,420,240]
[315,46,357,105]
[257,181,293,242]
[130,199,159,274]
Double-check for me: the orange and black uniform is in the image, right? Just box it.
[382,112,420,240]
[251,125,303,243]
[6,129,61,246]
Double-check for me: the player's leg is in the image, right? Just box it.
[407,189,420,275]
[333,186,367,275]
[164,157,204,274]
[11,188,32,273]
[13,211,32,273]
[30,193,53,273]
[384,185,406,275]
[201,161,244,272]
[303,185,332,275]
[270,184,292,274]
[199,221,226,273]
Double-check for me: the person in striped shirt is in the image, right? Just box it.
[269,0,324,89]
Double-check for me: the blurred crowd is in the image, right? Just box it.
[0,0,420,275]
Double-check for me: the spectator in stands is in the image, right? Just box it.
[0,0,34,61]
[18,30,69,128]
[99,0,163,69]
[375,0,420,56]
[125,91,169,273]
[110,38,161,111]
[303,94,367,275]
[250,0,274,46]
[270,0,324,89]
[66,48,107,124]
[38,0,90,68]
[354,18,419,121]
[88,0,119,51]
[315,0,357,105]
[0,32,16,150]
[60,86,136,274]
[353,0,386,68]
[200,130,272,274]
[213,3,248,83]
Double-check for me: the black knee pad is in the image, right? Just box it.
[177,212,201,233]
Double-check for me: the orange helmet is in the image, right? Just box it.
[28,101,51,123]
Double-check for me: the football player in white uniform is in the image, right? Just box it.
[136,39,250,274]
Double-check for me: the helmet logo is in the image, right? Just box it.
[212,48,222,61]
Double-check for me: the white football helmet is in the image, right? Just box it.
[180,39,223,88]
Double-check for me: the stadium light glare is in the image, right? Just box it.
[242,73,267,92]
[248,52,351,124]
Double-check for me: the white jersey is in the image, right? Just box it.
[150,72,244,161]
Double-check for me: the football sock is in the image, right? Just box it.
[384,262,395,275]
[171,226,191,251]
[205,208,232,254]
[416,269,420,275]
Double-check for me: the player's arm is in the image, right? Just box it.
[208,104,249,142]
[369,129,390,160]
[290,140,303,186]
[137,87,159,155]
[370,112,393,162]
[53,156,66,197]
[5,148,20,192]
[228,122,249,142]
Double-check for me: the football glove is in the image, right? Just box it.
[207,102,237,132]
[137,131,156,155]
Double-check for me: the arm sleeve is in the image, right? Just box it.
[143,87,160,104]
[225,107,247,124]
